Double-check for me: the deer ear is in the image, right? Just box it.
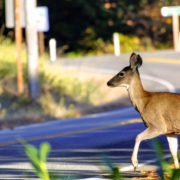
[129,53,143,70]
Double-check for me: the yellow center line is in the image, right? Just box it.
[124,57,180,64]
[0,119,142,147]
[143,58,180,64]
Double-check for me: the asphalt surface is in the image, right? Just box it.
[1,50,180,179]
[0,107,172,179]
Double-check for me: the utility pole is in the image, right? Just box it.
[25,0,39,98]
[15,0,24,94]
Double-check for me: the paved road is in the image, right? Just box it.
[54,50,180,92]
[0,107,173,179]
[1,50,180,179]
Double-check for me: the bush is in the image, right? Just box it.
[66,33,172,58]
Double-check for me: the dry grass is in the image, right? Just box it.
[0,40,130,129]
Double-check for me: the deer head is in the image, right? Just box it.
[107,52,143,90]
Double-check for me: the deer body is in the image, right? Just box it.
[107,53,180,170]
[129,76,180,134]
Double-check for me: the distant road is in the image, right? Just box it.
[1,50,180,179]
[54,50,180,92]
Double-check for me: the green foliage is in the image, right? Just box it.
[35,0,177,55]
[39,62,101,105]
[152,139,180,180]
[23,142,51,180]
[23,139,180,180]
[1,0,179,55]
[0,42,102,120]
[101,156,122,180]
[67,33,172,57]
[22,141,75,180]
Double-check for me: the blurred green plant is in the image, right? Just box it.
[23,139,180,180]
[22,141,75,180]
[101,156,122,180]
[152,139,180,180]
[23,142,51,180]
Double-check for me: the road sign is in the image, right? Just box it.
[5,0,26,28]
[36,6,49,32]
[161,6,180,51]
[161,6,180,17]
[5,1,49,32]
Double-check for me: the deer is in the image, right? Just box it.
[107,52,180,171]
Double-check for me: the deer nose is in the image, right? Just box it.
[107,81,114,87]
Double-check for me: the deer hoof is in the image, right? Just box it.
[132,159,138,171]
[134,166,137,172]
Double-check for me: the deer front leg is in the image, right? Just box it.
[166,134,179,169]
[132,126,164,171]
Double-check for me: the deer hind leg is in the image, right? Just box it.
[132,126,164,171]
[166,134,179,169]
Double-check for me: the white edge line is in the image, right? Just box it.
[71,67,175,93]
[78,175,104,180]
[141,74,176,93]
[120,153,172,172]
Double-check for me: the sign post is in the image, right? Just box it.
[113,33,120,56]
[49,39,56,61]
[172,13,179,51]
[161,6,180,51]
[15,0,24,95]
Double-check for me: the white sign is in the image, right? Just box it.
[5,0,49,32]
[36,6,49,32]
[161,6,180,17]
[5,0,26,28]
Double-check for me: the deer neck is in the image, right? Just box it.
[128,72,150,113]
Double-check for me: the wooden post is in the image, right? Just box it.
[38,31,44,56]
[113,33,120,56]
[15,0,24,95]
[49,38,56,61]
[172,13,179,51]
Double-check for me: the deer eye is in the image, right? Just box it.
[119,72,125,77]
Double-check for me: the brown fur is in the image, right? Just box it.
[107,52,180,170]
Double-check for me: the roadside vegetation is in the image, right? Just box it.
[67,33,172,58]
[23,138,180,180]
[0,39,118,129]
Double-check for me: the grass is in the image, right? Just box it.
[0,39,115,129]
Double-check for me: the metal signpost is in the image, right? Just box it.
[161,6,180,51]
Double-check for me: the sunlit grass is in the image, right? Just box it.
[0,39,102,125]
